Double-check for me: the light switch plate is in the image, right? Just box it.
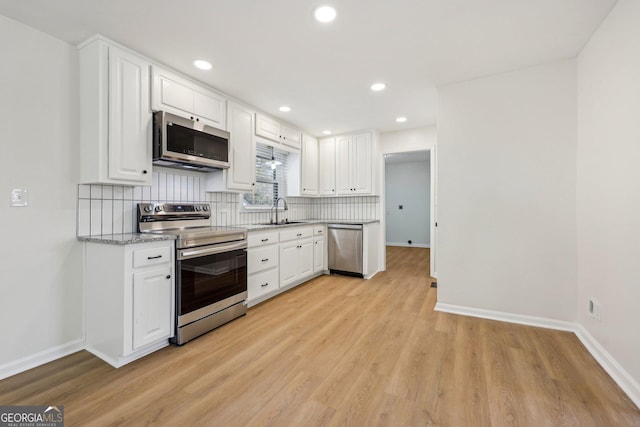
[11,189,28,207]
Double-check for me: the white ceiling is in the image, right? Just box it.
[0,0,616,136]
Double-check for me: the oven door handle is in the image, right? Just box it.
[178,241,248,260]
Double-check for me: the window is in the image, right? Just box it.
[242,144,288,209]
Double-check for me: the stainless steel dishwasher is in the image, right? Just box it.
[328,224,363,278]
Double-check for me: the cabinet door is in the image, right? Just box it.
[132,266,172,350]
[319,138,336,196]
[313,236,325,273]
[335,136,352,195]
[255,114,281,142]
[301,135,319,195]
[193,87,227,130]
[279,241,299,287]
[281,124,302,150]
[248,268,279,301]
[108,46,152,184]
[154,70,194,116]
[351,133,372,194]
[299,239,314,278]
[227,102,256,191]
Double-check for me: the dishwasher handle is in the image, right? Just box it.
[327,223,363,231]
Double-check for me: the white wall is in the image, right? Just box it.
[0,15,82,377]
[577,0,640,402]
[385,160,430,246]
[436,59,577,321]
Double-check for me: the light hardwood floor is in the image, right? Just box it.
[1,247,639,426]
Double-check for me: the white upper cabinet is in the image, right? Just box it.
[152,67,227,130]
[301,135,319,196]
[255,113,302,150]
[280,123,302,150]
[319,137,336,195]
[79,37,152,186]
[226,102,256,191]
[335,132,373,195]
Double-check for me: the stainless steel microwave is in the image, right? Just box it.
[152,111,230,171]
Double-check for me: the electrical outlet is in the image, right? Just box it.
[11,189,28,207]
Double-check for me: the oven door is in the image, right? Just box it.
[176,241,247,327]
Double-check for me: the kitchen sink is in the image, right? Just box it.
[257,221,306,226]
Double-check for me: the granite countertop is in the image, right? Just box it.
[244,219,379,231]
[77,233,176,245]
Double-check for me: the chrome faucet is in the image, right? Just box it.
[272,197,288,224]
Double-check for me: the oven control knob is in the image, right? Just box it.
[143,205,152,213]
[195,206,202,211]
[154,205,163,212]
[203,205,209,211]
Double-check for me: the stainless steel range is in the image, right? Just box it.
[138,203,248,345]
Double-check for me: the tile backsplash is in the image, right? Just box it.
[77,170,380,236]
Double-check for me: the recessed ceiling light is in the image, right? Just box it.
[193,60,212,70]
[371,83,386,92]
[322,130,332,135]
[279,106,291,112]
[314,5,337,23]
[396,116,408,123]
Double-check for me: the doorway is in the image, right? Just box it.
[382,149,436,278]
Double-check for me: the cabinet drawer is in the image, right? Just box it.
[279,226,313,242]
[133,245,172,268]
[248,245,279,274]
[248,231,279,247]
[248,268,279,300]
[314,226,326,236]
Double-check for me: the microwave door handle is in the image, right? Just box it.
[178,241,247,260]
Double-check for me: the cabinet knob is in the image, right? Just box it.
[166,275,171,279]
[332,189,335,192]
[252,183,255,186]
[196,117,200,122]
[142,170,148,174]
[190,116,194,120]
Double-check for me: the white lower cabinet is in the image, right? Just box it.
[247,230,280,304]
[314,237,326,273]
[248,268,280,300]
[279,239,313,287]
[313,225,327,273]
[279,226,314,288]
[132,267,173,349]
[248,224,327,306]
[84,239,175,368]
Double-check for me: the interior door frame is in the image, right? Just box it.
[379,146,437,278]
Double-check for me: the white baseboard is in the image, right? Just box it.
[435,302,640,409]
[386,242,430,248]
[0,339,83,381]
[575,324,640,409]
[434,303,576,331]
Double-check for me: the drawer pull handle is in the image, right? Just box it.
[261,258,269,262]
[147,255,163,260]
[261,238,269,242]
[297,233,302,236]
[261,283,269,287]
